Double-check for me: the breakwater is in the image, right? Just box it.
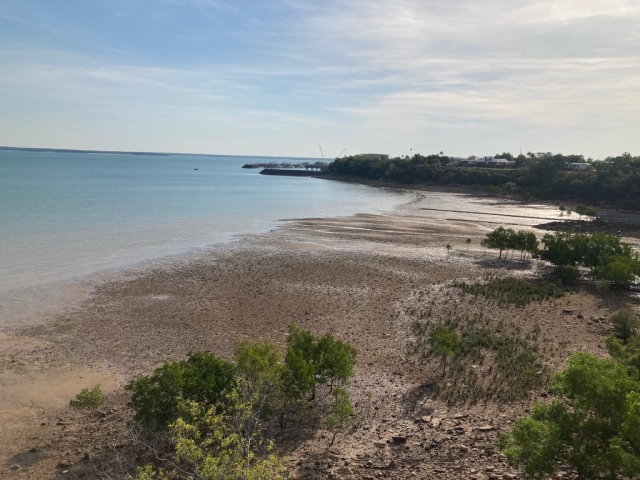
[260,169,322,177]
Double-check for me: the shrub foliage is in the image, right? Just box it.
[454,275,564,307]
[126,352,235,429]
[70,384,106,410]
[498,352,640,479]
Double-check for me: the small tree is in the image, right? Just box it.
[233,341,284,420]
[553,265,581,284]
[483,227,514,259]
[596,279,611,297]
[446,244,452,255]
[429,326,460,377]
[593,255,640,289]
[136,395,288,480]
[607,335,640,372]
[316,333,357,391]
[498,352,640,479]
[465,238,472,251]
[70,385,106,410]
[126,352,235,429]
[324,387,355,446]
[610,309,640,344]
[575,205,588,220]
[284,324,357,400]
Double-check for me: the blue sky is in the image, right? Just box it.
[0,0,639,158]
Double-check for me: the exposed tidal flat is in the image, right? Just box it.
[0,155,632,479]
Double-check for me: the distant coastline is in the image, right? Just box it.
[0,145,321,161]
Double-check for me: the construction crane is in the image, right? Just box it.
[336,148,346,158]
[319,145,324,159]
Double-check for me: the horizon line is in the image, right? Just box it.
[0,145,323,160]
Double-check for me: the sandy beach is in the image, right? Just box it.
[1,189,636,479]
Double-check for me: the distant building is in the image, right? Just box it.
[566,163,591,171]
[361,153,390,161]
[458,156,515,168]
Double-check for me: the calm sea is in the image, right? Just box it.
[0,151,409,293]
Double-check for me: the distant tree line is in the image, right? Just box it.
[326,152,640,210]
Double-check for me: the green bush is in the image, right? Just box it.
[593,255,640,288]
[70,384,106,410]
[607,335,640,372]
[135,395,288,480]
[539,232,634,268]
[596,279,611,295]
[412,318,547,403]
[553,264,581,284]
[429,326,459,376]
[538,232,639,288]
[324,387,355,446]
[455,276,564,307]
[610,309,640,344]
[284,324,356,399]
[498,352,640,479]
[126,352,235,429]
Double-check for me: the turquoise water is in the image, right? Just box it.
[0,151,408,292]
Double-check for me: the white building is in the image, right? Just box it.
[566,163,591,171]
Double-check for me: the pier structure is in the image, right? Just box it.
[242,161,329,170]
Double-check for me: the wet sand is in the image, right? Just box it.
[0,190,635,479]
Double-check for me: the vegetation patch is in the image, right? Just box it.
[454,275,564,307]
[126,325,358,479]
[412,313,548,404]
[70,384,106,410]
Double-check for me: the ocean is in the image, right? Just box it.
[0,150,409,294]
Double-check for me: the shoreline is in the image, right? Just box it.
[1,187,635,479]
[0,182,415,327]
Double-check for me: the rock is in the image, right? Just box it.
[392,436,407,444]
[459,445,469,453]
[477,425,496,432]
[57,461,71,469]
[9,465,19,471]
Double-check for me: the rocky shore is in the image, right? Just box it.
[0,192,635,479]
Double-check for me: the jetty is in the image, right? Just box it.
[242,161,329,170]
[260,168,323,177]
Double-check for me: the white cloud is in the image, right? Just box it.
[0,0,638,157]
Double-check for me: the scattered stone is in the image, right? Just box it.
[476,426,496,432]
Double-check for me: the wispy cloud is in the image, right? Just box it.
[0,0,638,157]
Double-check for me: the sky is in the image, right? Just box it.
[0,0,639,158]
